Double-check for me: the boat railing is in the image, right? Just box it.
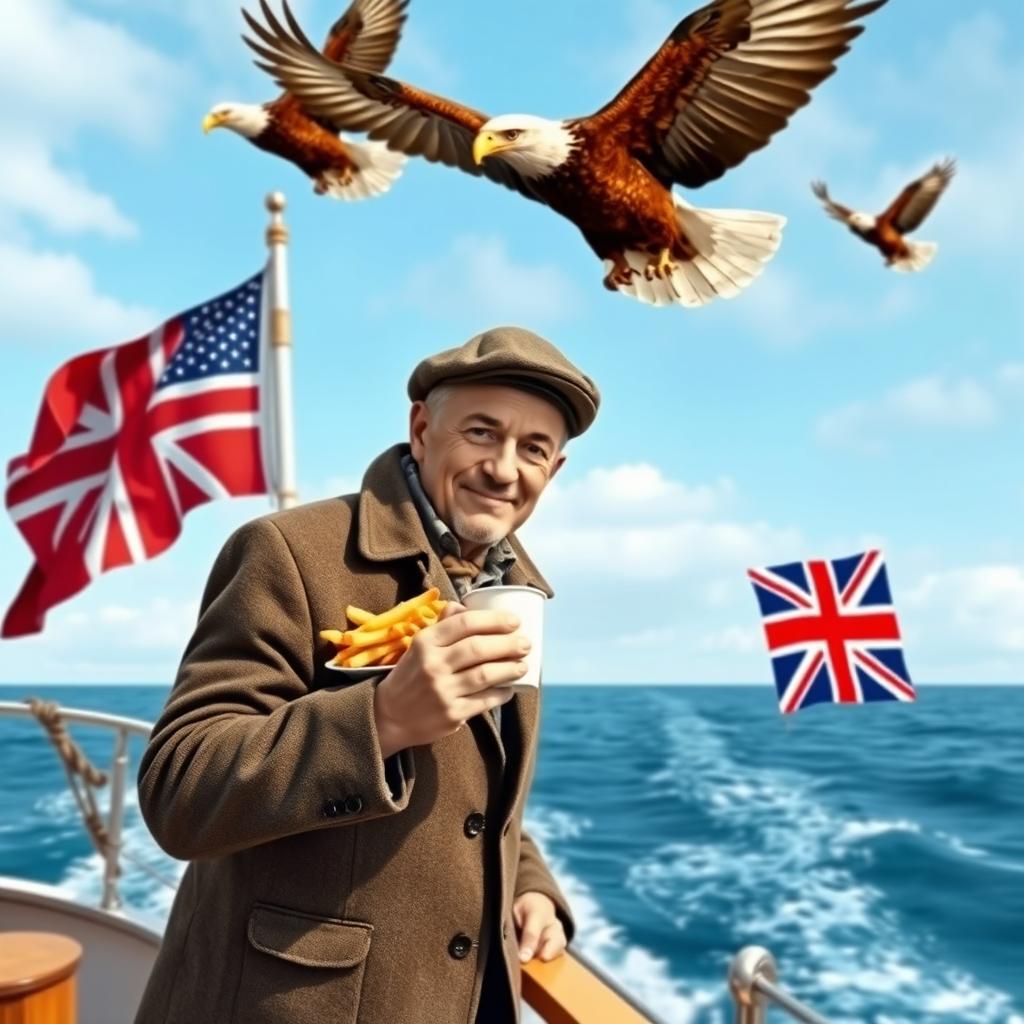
[2,698,677,1022]
[0,699,154,912]
[3,701,833,1023]
[729,946,832,1023]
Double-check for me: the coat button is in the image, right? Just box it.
[344,794,364,815]
[463,812,486,838]
[448,934,473,960]
[321,799,340,818]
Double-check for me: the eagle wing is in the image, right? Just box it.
[263,0,407,119]
[321,0,408,70]
[244,1,541,201]
[811,180,854,223]
[881,159,956,233]
[583,0,886,189]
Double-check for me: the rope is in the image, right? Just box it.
[27,698,115,869]
[25,698,179,893]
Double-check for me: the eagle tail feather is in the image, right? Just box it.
[604,199,785,307]
[632,198,785,307]
[890,240,937,273]
[318,137,406,201]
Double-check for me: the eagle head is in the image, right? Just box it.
[472,115,577,179]
[202,102,270,140]
[849,211,876,233]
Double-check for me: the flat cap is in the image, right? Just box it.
[408,326,600,438]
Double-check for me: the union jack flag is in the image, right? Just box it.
[748,550,916,714]
[3,271,273,638]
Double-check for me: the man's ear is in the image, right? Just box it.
[409,401,429,460]
[549,451,567,481]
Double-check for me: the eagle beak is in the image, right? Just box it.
[473,132,500,165]
[202,113,224,135]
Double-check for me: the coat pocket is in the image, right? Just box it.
[234,903,373,1024]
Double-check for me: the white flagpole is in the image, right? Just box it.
[265,191,298,510]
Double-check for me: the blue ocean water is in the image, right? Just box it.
[0,684,1021,1024]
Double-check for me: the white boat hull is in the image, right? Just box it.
[0,875,161,1024]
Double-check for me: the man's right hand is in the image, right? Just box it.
[372,603,528,758]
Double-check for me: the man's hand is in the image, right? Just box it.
[372,602,528,758]
[513,891,567,963]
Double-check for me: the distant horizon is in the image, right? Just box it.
[1,680,1022,688]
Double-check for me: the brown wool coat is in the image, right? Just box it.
[134,444,574,1024]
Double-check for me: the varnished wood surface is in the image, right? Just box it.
[0,934,81,999]
[523,952,652,1024]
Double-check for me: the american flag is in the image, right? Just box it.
[3,271,273,638]
[748,550,916,714]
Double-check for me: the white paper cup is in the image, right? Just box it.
[462,585,546,689]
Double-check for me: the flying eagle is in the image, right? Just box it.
[812,160,955,272]
[243,0,887,308]
[202,0,408,200]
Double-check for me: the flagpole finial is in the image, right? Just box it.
[265,192,288,248]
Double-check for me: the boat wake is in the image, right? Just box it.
[619,700,1023,1024]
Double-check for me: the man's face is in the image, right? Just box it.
[409,383,568,555]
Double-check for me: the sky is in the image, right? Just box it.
[1,0,1022,685]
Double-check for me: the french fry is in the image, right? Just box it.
[322,589,446,670]
[411,606,438,628]
[339,625,393,648]
[345,605,374,626]
[341,638,405,669]
[358,588,441,632]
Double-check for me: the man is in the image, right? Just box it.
[134,325,600,1024]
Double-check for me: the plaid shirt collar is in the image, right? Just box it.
[400,453,517,597]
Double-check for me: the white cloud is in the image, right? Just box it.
[62,598,200,652]
[0,140,136,239]
[903,565,1024,680]
[510,461,806,681]
[997,363,1024,389]
[0,0,183,147]
[540,464,735,523]
[0,594,201,683]
[0,0,187,246]
[384,235,583,322]
[520,463,799,580]
[0,242,157,343]
[816,373,1000,454]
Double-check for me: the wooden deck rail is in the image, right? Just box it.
[523,950,662,1024]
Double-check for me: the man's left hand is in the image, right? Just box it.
[512,891,567,963]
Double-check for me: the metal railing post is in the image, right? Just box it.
[729,946,833,1024]
[101,726,129,910]
[729,946,775,1024]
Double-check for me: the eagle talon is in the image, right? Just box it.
[644,249,677,280]
[603,255,635,290]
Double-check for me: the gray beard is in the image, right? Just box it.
[450,508,506,549]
